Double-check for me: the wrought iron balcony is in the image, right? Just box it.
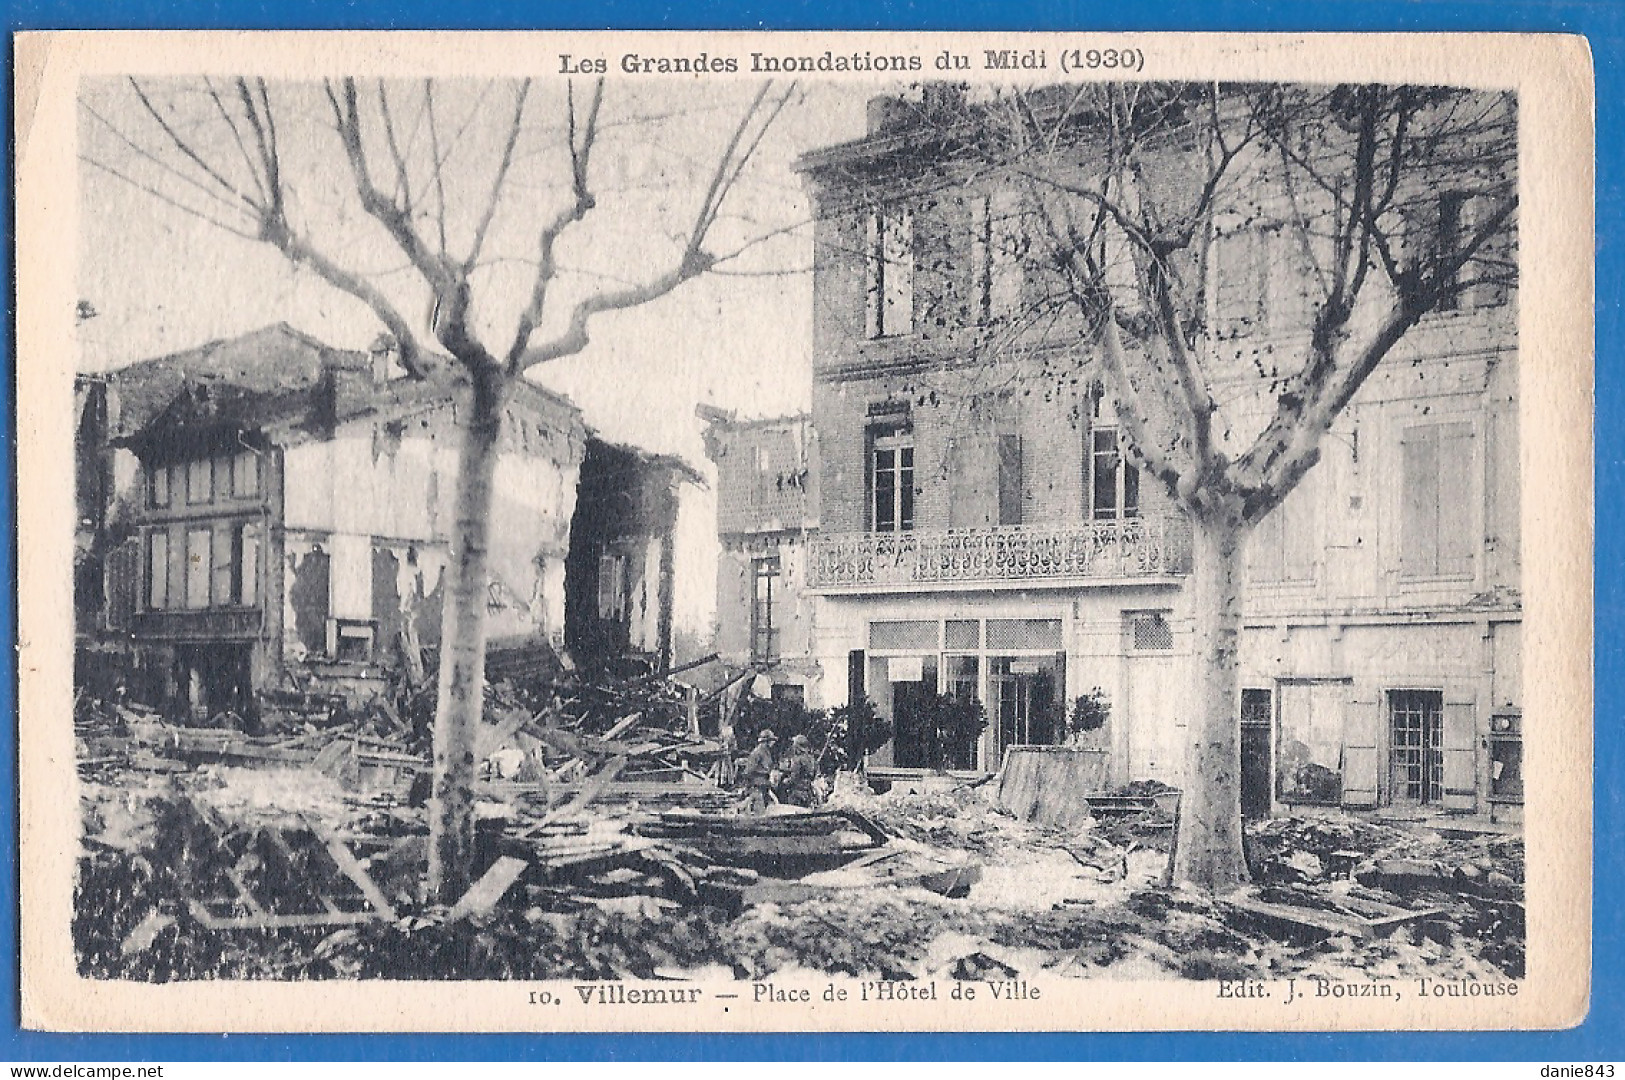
[806,516,1193,592]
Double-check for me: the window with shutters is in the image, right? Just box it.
[185,527,211,609]
[969,192,1025,324]
[1400,422,1475,580]
[871,432,915,532]
[1389,689,1444,805]
[997,433,1023,526]
[147,530,169,609]
[1248,475,1318,584]
[864,206,914,338]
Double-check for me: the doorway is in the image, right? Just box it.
[988,654,1063,764]
[172,642,254,723]
[1389,689,1444,805]
[1240,687,1273,819]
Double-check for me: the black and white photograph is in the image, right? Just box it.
[17,31,1591,1031]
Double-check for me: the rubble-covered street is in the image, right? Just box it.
[73,659,1525,985]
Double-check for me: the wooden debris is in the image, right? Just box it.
[1222,889,1446,941]
[446,856,530,922]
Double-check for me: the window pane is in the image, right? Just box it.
[1092,447,1119,518]
[945,619,979,650]
[873,472,895,531]
[150,465,169,507]
[870,619,937,651]
[1123,459,1140,518]
[898,460,914,530]
[987,618,1062,650]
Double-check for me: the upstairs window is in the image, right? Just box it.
[1400,422,1475,580]
[186,460,212,504]
[865,206,914,338]
[148,464,171,509]
[1088,425,1140,521]
[751,556,781,662]
[1426,191,1512,312]
[1248,476,1318,585]
[970,192,1025,324]
[997,433,1023,526]
[871,432,915,532]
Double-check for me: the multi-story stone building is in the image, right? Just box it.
[707,87,1521,821]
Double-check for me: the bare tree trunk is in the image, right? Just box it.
[427,363,508,903]
[1172,518,1250,894]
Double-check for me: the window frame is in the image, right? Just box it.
[750,555,781,662]
[864,205,914,339]
[1088,423,1140,522]
[870,430,915,533]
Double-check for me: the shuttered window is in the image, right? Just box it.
[997,434,1023,526]
[865,207,914,338]
[1400,422,1475,579]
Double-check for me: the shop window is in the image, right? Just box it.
[987,618,1062,652]
[870,620,937,651]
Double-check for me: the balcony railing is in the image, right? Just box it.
[806,517,1192,591]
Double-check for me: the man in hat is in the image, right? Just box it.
[739,728,779,813]
[777,734,819,807]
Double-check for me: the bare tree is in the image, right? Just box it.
[82,76,795,901]
[834,82,1515,892]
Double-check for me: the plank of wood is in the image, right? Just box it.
[120,910,176,956]
[446,856,530,922]
[600,712,644,741]
[187,900,380,931]
[304,817,400,921]
[545,756,628,822]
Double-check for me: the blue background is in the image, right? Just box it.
[4,0,1617,1061]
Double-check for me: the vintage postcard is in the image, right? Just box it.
[15,30,1593,1032]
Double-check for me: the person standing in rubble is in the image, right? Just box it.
[739,728,779,813]
[777,734,819,807]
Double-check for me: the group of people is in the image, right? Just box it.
[736,728,821,811]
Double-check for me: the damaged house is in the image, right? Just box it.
[703,88,1521,822]
[79,323,587,719]
[563,436,704,672]
[699,408,820,704]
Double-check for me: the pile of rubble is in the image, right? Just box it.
[71,664,1526,983]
